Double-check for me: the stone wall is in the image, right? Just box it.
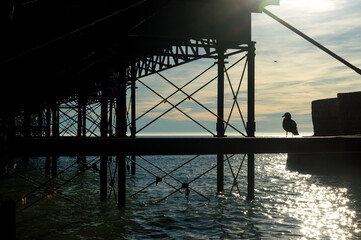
[312,91,361,136]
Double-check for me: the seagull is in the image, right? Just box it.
[282,112,299,136]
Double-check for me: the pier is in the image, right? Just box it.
[1,0,361,214]
[3,135,361,208]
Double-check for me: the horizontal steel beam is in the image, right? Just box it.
[5,136,361,156]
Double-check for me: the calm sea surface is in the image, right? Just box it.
[1,154,361,239]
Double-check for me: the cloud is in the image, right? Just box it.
[252,0,361,125]
[134,0,361,134]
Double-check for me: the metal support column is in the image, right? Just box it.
[23,107,31,165]
[247,42,256,200]
[100,81,108,201]
[45,105,51,175]
[77,94,87,174]
[217,45,225,194]
[23,107,30,138]
[77,94,84,138]
[130,63,136,175]
[80,94,86,137]
[37,108,43,136]
[0,136,8,176]
[51,101,59,177]
[52,101,60,137]
[0,115,13,175]
[108,96,114,136]
[117,64,127,207]
[0,200,16,240]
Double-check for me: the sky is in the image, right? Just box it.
[134,0,361,136]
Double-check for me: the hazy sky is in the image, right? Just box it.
[134,0,361,136]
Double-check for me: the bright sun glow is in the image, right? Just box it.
[287,0,336,13]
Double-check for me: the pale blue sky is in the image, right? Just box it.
[134,0,361,136]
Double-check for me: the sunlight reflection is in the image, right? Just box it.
[279,173,356,239]
[260,154,359,239]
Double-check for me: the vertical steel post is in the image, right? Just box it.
[100,81,108,201]
[0,116,9,176]
[0,200,16,240]
[217,47,225,138]
[217,45,225,194]
[1,115,14,175]
[4,114,15,140]
[247,42,256,200]
[45,104,51,175]
[76,94,87,175]
[108,97,114,136]
[51,101,59,177]
[0,135,8,177]
[130,63,136,175]
[37,108,43,136]
[82,95,86,137]
[23,107,30,138]
[52,101,59,137]
[77,94,83,138]
[23,107,31,165]
[117,63,127,207]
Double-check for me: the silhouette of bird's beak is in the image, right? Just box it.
[282,114,285,117]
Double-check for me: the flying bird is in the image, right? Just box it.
[282,112,299,136]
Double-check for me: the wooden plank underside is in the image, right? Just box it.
[5,136,361,156]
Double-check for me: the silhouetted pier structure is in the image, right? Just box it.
[1,0,361,211]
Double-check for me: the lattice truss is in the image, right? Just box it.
[127,153,248,203]
[121,41,253,203]
[135,39,218,78]
[7,42,254,208]
[55,40,250,138]
[9,155,102,211]
[129,41,250,136]
[58,94,116,137]
[58,100,80,137]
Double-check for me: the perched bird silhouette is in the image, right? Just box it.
[282,112,299,136]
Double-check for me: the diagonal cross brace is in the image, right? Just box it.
[264,8,361,75]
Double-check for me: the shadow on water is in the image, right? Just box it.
[287,152,361,201]
[287,152,361,176]
[286,152,361,207]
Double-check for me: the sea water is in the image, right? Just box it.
[1,154,361,239]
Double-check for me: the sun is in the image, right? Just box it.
[288,0,336,13]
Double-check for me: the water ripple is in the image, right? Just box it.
[1,154,361,239]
